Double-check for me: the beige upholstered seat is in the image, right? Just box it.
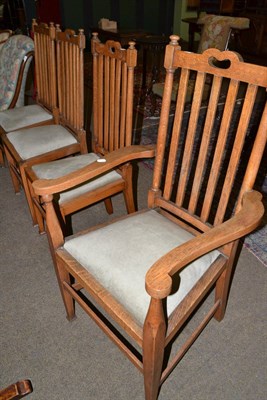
[32,38,266,399]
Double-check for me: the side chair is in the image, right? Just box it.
[25,33,142,234]
[2,27,87,223]
[32,36,266,399]
[0,20,57,167]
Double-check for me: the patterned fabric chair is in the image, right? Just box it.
[197,13,250,53]
[0,34,34,111]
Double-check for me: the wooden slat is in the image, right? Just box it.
[200,79,240,223]
[188,75,223,213]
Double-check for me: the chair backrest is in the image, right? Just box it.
[149,36,267,247]
[55,27,86,145]
[197,13,250,53]
[91,32,137,155]
[0,34,34,111]
[32,19,57,113]
[0,28,12,51]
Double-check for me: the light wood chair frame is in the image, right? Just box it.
[2,27,87,223]
[32,36,266,400]
[25,33,138,234]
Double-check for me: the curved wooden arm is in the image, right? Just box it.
[32,144,156,196]
[146,191,264,299]
[0,379,33,399]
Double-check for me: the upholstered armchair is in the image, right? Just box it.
[0,34,34,111]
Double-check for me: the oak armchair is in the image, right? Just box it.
[25,34,140,234]
[2,27,87,224]
[32,37,266,400]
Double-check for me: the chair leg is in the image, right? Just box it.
[20,166,38,226]
[121,163,136,214]
[56,258,76,321]
[104,197,113,214]
[143,298,166,400]
[4,147,21,193]
[214,242,238,321]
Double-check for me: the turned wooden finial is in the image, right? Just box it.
[169,34,180,46]
[128,41,136,50]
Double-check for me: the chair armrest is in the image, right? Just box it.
[146,191,264,299]
[32,144,156,196]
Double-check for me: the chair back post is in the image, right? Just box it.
[55,27,87,152]
[32,19,57,113]
[148,35,181,208]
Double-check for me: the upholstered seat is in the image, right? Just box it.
[31,153,122,204]
[7,125,78,160]
[0,104,53,132]
[64,209,220,325]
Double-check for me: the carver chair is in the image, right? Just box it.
[2,27,87,221]
[25,33,139,234]
[0,380,33,399]
[152,14,250,109]
[0,20,57,167]
[32,37,266,400]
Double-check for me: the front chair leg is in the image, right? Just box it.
[143,298,166,400]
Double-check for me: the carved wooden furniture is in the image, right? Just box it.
[25,33,140,234]
[0,380,33,399]
[32,37,266,400]
[2,27,87,223]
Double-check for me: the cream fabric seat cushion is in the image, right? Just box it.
[0,104,53,132]
[7,125,77,160]
[32,153,122,204]
[64,209,220,326]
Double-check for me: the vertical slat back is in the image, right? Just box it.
[32,20,57,111]
[91,33,137,154]
[151,37,267,231]
[55,28,85,132]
